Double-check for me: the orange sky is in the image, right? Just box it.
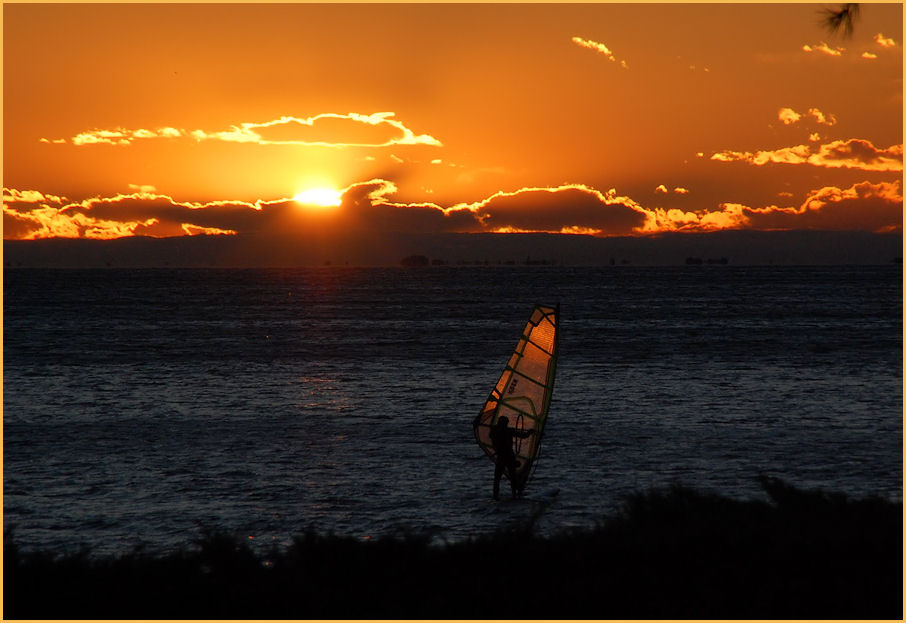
[3,2,903,241]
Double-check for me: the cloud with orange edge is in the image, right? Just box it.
[711,138,902,172]
[875,33,897,48]
[802,42,845,56]
[778,108,801,125]
[746,180,902,232]
[804,34,898,60]
[778,107,836,126]
[654,185,690,195]
[641,181,901,234]
[4,178,902,241]
[46,113,442,148]
[572,36,629,69]
[446,184,653,235]
[2,188,267,239]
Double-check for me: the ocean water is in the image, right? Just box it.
[3,265,902,556]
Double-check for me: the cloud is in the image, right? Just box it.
[642,180,902,234]
[3,189,68,204]
[746,180,902,232]
[455,185,649,235]
[875,33,897,48]
[803,35,898,61]
[4,177,902,241]
[807,108,836,126]
[778,107,836,126]
[2,189,273,239]
[711,139,902,171]
[47,113,442,148]
[339,179,480,234]
[778,108,801,125]
[655,185,689,195]
[572,36,629,69]
[2,200,163,239]
[802,42,845,56]
[811,140,902,171]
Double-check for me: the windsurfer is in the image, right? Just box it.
[490,416,534,500]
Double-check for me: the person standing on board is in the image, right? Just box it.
[489,416,534,500]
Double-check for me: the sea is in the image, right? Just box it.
[3,265,902,557]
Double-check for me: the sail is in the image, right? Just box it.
[473,304,559,492]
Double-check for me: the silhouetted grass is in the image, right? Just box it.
[4,478,901,619]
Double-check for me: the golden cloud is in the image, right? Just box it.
[445,184,654,235]
[47,113,442,148]
[1,190,273,239]
[778,108,801,125]
[653,185,690,195]
[2,201,163,240]
[642,181,901,234]
[4,177,901,241]
[711,139,902,171]
[778,107,836,126]
[808,108,836,126]
[747,180,902,232]
[811,140,902,171]
[875,33,897,48]
[572,36,629,69]
[802,42,845,56]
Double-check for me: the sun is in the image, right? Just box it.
[293,187,343,208]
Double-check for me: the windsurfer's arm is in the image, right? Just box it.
[515,429,535,438]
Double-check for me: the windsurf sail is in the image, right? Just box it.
[473,304,559,494]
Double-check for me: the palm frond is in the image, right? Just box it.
[821,3,861,38]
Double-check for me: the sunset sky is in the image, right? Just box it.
[3,2,903,242]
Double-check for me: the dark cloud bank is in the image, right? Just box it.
[4,230,902,268]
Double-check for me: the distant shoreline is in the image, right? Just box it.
[4,230,903,268]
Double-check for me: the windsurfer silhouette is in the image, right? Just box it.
[489,416,534,500]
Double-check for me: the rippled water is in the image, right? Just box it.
[4,265,902,556]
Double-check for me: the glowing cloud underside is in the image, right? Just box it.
[711,139,902,172]
[3,178,903,241]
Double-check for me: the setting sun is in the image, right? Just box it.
[293,187,343,208]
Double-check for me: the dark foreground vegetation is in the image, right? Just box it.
[4,477,901,619]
